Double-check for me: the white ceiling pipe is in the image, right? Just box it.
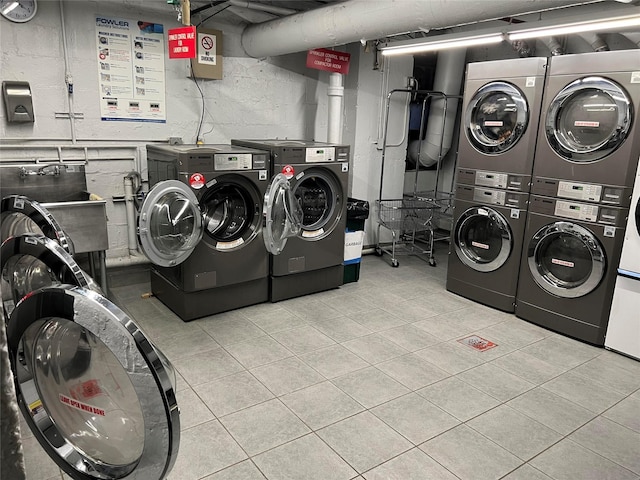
[241,0,603,57]
[228,0,297,16]
[327,73,345,144]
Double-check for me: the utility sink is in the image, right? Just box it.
[40,200,108,254]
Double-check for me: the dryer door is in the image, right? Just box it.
[545,77,632,162]
[1,195,75,255]
[466,81,529,155]
[138,180,203,267]
[263,173,302,255]
[454,206,513,272]
[528,221,605,298]
[293,167,343,240]
[1,234,97,320]
[6,285,179,480]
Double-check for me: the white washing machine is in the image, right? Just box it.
[606,160,640,360]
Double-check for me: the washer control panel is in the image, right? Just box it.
[532,177,629,206]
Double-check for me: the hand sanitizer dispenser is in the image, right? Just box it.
[2,81,34,123]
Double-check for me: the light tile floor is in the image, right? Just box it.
[21,246,640,480]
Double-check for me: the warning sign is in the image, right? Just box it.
[198,33,216,65]
[168,26,196,59]
[60,393,106,416]
[282,165,295,179]
[190,172,205,189]
[306,48,350,75]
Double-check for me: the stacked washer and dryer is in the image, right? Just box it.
[516,50,640,346]
[447,57,547,312]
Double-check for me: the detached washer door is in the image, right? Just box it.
[454,206,513,272]
[138,180,203,267]
[528,221,606,298]
[545,76,633,162]
[465,81,529,155]
[263,173,302,255]
[1,195,75,255]
[6,286,179,480]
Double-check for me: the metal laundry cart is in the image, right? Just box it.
[375,89,460,267]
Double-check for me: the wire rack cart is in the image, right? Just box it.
[375,88,461,267]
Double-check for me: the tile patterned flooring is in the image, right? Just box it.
[21,246,640,480]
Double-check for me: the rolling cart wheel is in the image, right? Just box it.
[391,259,400,268]
[374,247,383,257]
[429,257,437,267]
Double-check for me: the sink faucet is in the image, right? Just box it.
[19,165,61,178]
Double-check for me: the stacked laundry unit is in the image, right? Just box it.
[516,50,640,345]
[446,57,547,312]
[606,161,640,360]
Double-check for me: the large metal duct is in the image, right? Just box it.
[241,0,603,57]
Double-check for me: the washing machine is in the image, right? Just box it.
[231,139,349,302]
[605,160,640,359]
[1,233,180,479]
[531,50,640,206]
[140,144,301,319]
[456,57,547,192]
[446,184,528,312]
[515,195,628,345]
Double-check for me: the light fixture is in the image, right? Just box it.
[380,33,504,56]
[508,13,640,40]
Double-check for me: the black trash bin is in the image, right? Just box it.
[344,198,370,284]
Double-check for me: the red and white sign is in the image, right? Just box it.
[484,121,503,127]
[471,241,490,250]
[189,172,205,189]
[458,335,498,352]
[282,165,295,179]
[552,258,575,268]
[306,48,350,75]
[574,120,600,128]
[59,393,106,416]
[168,26,196,59]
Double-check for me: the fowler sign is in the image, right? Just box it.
[306,48,350,74]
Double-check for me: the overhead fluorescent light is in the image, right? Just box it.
[380,33,504,56]
[508,14,640,40]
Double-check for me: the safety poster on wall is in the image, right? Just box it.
[95,16,167,123]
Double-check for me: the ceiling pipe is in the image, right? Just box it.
[228,0,296,16]
[541,36,565,54]
[241,0,604,57]
[622,32,640,46]
[579,32,610,50]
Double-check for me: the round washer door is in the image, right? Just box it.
[263,173,302,255]
[465,81,529,155]
[294,167,343,240]
[454,206,513,272]
[1,195,75,255]
[1,234,97,320]
[138,180,203,267]
[545,76,633,162]
[6,285,179,480]
[528,221,606,298]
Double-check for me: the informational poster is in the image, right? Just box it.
[96,16,167,123]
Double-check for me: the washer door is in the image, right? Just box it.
[454,206,513,272]
[1,234,96,320]
[466,81,529,155]
[294,168,343,240]
[528,221,605,298]
[6,285,179,480]
[545,76,633,162]
[263,173,302,255]
[138,180,203,267]
[1,195,75,255]
[201,176,261,251]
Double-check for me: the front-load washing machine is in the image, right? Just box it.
[605,160,640,359]
[1,234,180,479]
[515,195,628,345]
[446,184,528,312]
[140,144,301,319]
[456,57,547,192]
[231,139,349,302]
[531,50,640,206]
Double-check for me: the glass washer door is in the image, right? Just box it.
[545,76,633,162]
[6,285,179,480]
[294,168,342,239]
[466,81,529,155]
[263,173,302,255]
[138,180,203,267]
[454,206,513,272]
[1,195,75,255]
[528,221,605,298]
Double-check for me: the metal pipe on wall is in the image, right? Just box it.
[327,73,344,144]
[58,0,77,144]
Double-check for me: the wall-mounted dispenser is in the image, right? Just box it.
[2,81,34,123]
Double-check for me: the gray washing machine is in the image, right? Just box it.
[1,234,180,479]
[456,57,547,192]
[515,195,627,345]
[531,50,640,206]
[446,184,528,312]
[141,144,278,320]
[231,139,349,302]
